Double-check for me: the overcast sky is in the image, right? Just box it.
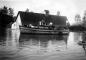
[0,0,86,24]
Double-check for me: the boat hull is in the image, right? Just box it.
[20,27,69,35]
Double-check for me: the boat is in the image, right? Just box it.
[20,26,69,35]
[15,11,69,35]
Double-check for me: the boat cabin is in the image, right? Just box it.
[12,11,68,30]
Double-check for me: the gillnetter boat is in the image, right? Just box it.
[20,25,69,35]
[16,11,69,35]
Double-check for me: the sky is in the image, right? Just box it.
[0,0,86,25]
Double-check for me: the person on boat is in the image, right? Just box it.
[48,22,55,30]
[29,24,34,28]
[49,22,53,26]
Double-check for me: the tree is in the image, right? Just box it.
[8,8,14,16]
[75,14,81,22]
[0,6,8,14]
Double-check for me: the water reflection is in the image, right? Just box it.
[19,34,68,54]
[67,32,82,49]
[6,29,20,51]
[80,32,86,55]
[0,29,86,60]
[0,28,6,46]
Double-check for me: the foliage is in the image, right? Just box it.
[0,6,14,16]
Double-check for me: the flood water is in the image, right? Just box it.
[0,29,86,60]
